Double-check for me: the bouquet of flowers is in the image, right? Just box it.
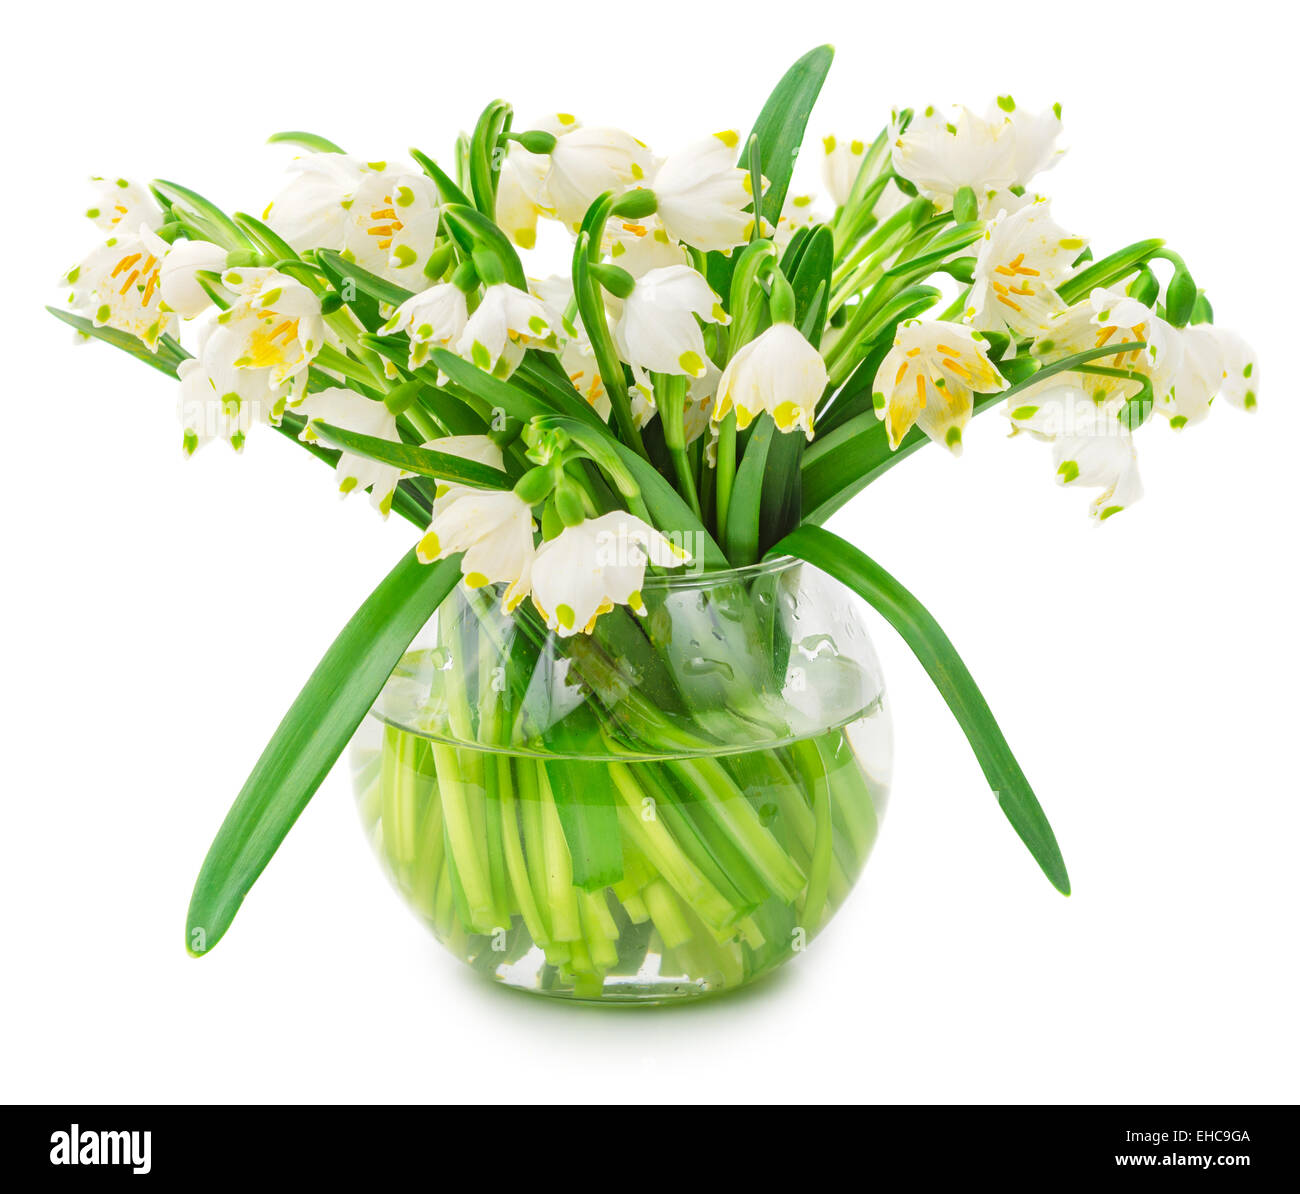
[54,46,1257,1000]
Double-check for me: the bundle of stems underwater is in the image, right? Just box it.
[53,45,1258,983]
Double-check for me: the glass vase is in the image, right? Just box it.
[349,556,891,1004]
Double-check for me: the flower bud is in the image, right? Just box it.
[1164,266,1197,327]
[553,477,587,526]
[1126,265,1160,307]
[320,292,344,315]
[383,380,423,415]
[1190,292,1214,325]
[512,130,558,155]
[610,187,658,220]
[590,262,636,299]
[423,241,454,281]
[514,464,557,504]
[953,185,979,224]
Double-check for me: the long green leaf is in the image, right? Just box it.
[151,179,250,251]
[609,441,729,569]
[441,204,528,289]
[429,347,548,423]
[46,307,187,378]
[310,421,514,488]
[409,147,472,208]
[772,525,1070,895]
[186,552,463,954]
[267,130,346,154]
[724,417,774,565]
[745,45,835,228]
[315,249,416,309]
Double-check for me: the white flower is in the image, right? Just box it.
[821,135,867,207]
[1031,288,1181,411]
[872,320,1008,452]
[380,283,469,369]
[496,112,580,248]
[416,486,536,612]
[651,131,755,252]
[613,265,725,381]
[85,177,162,234]
[605,215,690,276]
[191,267,324,426]
[342,170,442,286]
[543,127,654,230]
[299,386,404,514]
[1162,326,1261,427]
[176,346,256,455]
[138,228,227,319]
[713,323,827,441]
[456,283,562,378]
[65,229,178,350]
[530,512,690,636]
[1211,329,1259,412]
[1008,388,1142,521]
[264,153,371,251]
[773,193,821,251]
[966,199,1086,339]
[891,101,1065,212]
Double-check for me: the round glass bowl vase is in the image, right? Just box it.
[349,556,892,1004]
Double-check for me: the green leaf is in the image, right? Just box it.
[409,147,472,207]
[267,130,346,154]
[314,248,416,309]
[150,179,251,252]
[46,307,188,378]
[233,212,299,264]
[745,45,835,229]
[790,224,833,346]
[468,100,513,217]
[608,441,729,569]
[310,421,514,488]
[771,525,1070,896]
[186,551,464,955]
[1057,238,1164,306]
[724,416,774,566]
[428,347,548,423]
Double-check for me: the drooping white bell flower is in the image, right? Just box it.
[496,112,580,248]
[714,322,828,440]
[1030,288,1182,411]
[651,131,756,252]
[299,386,404,514]
[605,215,690,277]
[966,199,1086,339]
[196,267,325,420]
[543,127,654,230]
[456,283,562,378]
[821,136,868,207]
[85,177,163,234]
[417,485,536,612]
[612,265,726,383]
[872,320,1008,452]
[1211,329,1259,412]
[341,170,442,286]
[1160,325,1261,428]
[1007,387,1143,521]
[176,344,258,456]
[138,228,228,319]
[530,512,691,636]
[263,152,372,251]
[64,229,178,350]
[891,105,1017,210]
[381,282,469,369]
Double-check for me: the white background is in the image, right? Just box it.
[2,0,1295,1105]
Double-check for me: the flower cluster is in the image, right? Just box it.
[58,82,1258,648]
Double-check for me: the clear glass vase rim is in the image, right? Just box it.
[641,553,802,591]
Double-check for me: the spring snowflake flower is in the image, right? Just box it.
[65,230,178,350]
[605,215,690,276]
[530,512,691,637]
[299,387,404,514]
[821,136,867,207]
[966,199,1086,339]
[891,99,1064,212]
[651,131,756,252]
[773,192,821,250]
[417,485,536,612]
[612,264,726,381]
[873,321,1008,453]
[1031,288,1181,410]
[714,323,827,440]
[543,128,654,230]
[138,228,227,319]
[1008,388,1143,521]
[264,153,372,251]
[84,177,162,233]
[341,169,442,286]
[1160,325,1261,428]
[176,348,257,455]
[496,113,580,249]
[456,283,562,378]
[381,283,469,369]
